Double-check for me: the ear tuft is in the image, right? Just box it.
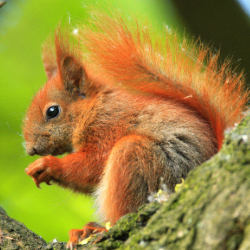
[52,25,85,93]
[44,64,58,79]
[42,36,58,79]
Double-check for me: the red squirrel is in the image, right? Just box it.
[23,12,248,248]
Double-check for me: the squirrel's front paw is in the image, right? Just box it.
[25,157,53,188]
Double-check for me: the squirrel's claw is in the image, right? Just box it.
[66,242,74,250]
[33,178,42,189]
[46,180,52,185]
[26,157,52,189]
[66,222,108,248]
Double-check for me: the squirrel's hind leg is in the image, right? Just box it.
[66,222,107,249]
[67,134,168,248]
[95,134,167,225]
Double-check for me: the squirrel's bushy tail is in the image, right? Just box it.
[79,11,248,150]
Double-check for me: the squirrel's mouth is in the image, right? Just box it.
[25,137,73,156]
[26,144,70,157]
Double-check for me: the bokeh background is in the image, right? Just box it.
[1,0,249,243]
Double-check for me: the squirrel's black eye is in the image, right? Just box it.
[46,105,60,121]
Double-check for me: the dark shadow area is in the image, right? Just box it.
[169,0,250,84]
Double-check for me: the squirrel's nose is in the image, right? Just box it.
[27,147,36,156]
[28,147,38,156]
[26,143,38,156]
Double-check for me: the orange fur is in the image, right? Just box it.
[23,11,248,247]
[79,13,247,150]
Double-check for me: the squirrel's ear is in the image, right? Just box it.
[42,36,58,80]
[61,56,85,93]
[44,64,58,79]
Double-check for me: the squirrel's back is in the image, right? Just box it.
[75,12,248,150]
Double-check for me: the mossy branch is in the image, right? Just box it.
[1,112,250,250]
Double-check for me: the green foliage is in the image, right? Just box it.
[0,0,181,243]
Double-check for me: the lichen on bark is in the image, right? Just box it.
[78,112,250,250]
[1,112,250,250]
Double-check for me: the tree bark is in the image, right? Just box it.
[1,112,250,250]
[0,206,47,249]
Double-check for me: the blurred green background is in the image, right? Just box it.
[0,0,249,243]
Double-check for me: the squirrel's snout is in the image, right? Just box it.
[27,147,37,156]
[28,147,38,156]
[26,143,38,156]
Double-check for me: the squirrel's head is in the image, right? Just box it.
[23,30,88,156]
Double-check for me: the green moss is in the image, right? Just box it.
[2,113,250,249]
[80,112,250,250]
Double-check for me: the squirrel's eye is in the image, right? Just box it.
[46,105,60,121]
